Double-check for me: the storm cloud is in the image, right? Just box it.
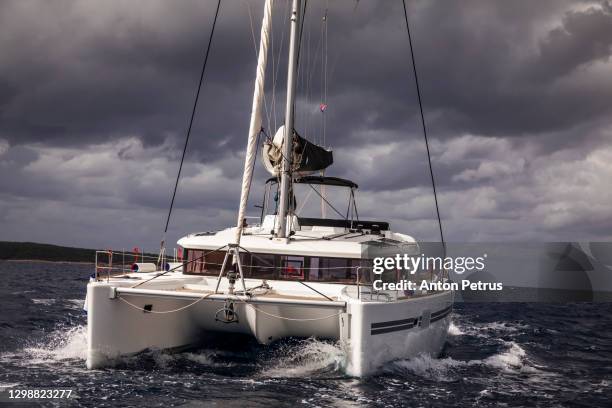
[1,0,611,250]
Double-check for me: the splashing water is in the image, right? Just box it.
[448,321,464,336]
[389,316,535,382]
[23,325,88,364]
[483,341,526,371]
[2,262,611,407]
[390,354,466,381]
[261,338,346,378]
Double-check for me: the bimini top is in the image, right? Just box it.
[265,175,358,189]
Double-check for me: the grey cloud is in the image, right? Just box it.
[528,3,612,80]
[1,0,612,249]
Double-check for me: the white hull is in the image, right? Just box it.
[87,274,453,377]
[85,0,453,379]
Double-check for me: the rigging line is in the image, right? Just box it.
[326,1,359,95]
[297,281,334,301]
[293,0,308,122]
[244,129,264,214]
[270,2,276,132]
[302,7,323,128]
[322,2,328,146]
[118,293,212,314]
[163,0,221,236]
[307,183,346,220]
[401,0,445,252]
[236,245,333,302]
[304,18,311,142]
[262,129,343,221]
[320,11,324,142]
[131,243,229,288]
[245,304,342,321]
[272,0,291,132]
[119,292,342,319]
[245,0,272,133]
[295,185,315,213]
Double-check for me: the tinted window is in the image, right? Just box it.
[184,249,370,283]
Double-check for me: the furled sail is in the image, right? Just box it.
[262,125,333,176]
[234,0,274,244]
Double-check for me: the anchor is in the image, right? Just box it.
[215,298,239,324]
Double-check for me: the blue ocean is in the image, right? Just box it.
[1,261,610,407]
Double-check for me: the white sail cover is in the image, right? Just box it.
[235,0,274,244]
[262,125,333,177]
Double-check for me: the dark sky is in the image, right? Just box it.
[1,0,612,251]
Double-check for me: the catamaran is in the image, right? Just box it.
[86,0,453,377]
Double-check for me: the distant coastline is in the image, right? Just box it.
[0,241,156,264]
[3,259,94,265]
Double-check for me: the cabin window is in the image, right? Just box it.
[280,256,305,280]
[184,248,371,283]
[317,257,351,282]
[249,253,276,279]
[184,249,226,274]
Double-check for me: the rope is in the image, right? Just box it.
[326,1,359,103]
[294,0,308,121]
[322,3,328,146]
[306,182,346,220]
[401,0,445,254]
[117,293,212,314]
[245,129,264,211]
[272,0,290,132]
[246,303,343,321]
[131,244,229,288]
[117,293,343,321]
[163,0,221,236]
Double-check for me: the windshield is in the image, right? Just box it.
[262,181,356,220]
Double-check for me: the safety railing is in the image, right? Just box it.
[93,248,184,281]
[94,250,113,282]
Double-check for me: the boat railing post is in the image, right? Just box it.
[233,247,248,294]
[356,266,361,300]
[107,250,112,282]
[214,249,232,294]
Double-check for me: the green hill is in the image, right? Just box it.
[0,241,97,262]
[0,241,159,263]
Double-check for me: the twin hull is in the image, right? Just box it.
[87,280,453,377]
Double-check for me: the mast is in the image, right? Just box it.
[234,0,274,245]
[276,0,301,238]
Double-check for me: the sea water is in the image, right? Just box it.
[0,261,610,407]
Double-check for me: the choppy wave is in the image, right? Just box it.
[2,258,610,408]
[483,341,527,371]
[390,340,533,380]
[31,298,56,305]
[390,313,537,382]
[448,321,464,336]
[261,338,346,378]
[0,382,21,390]
[0,315,530,376]
[1,325,87,366]
[64,298,85,310]
[26,325,88,363]
[390,354,465,380]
